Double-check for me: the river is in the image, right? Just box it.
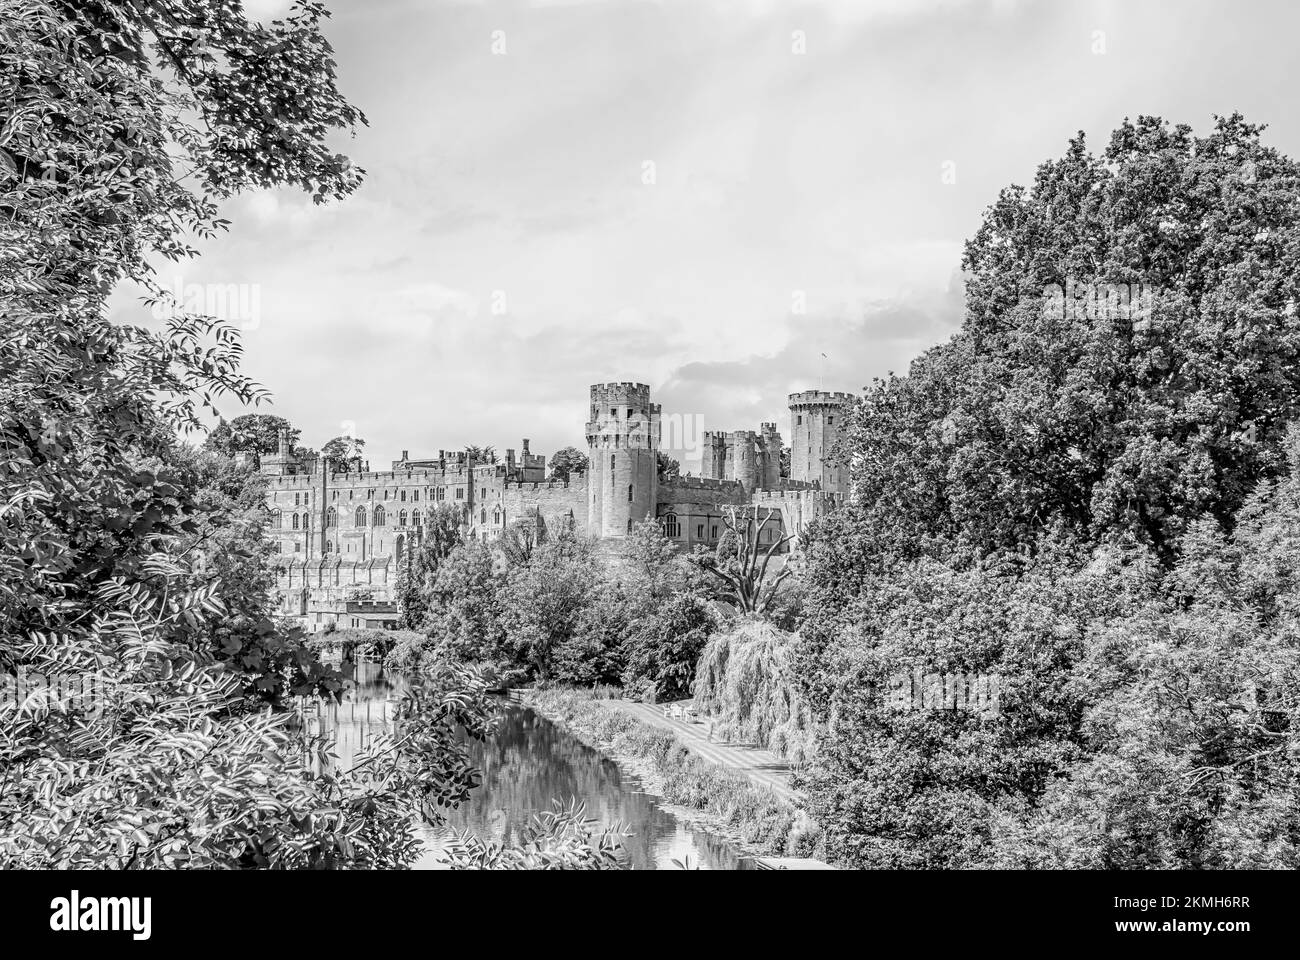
[320,662,754,869]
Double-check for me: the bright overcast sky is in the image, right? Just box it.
[112,0,1300,471]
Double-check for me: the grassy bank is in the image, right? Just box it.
[522,688,820,859]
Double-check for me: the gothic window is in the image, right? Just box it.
[374,505,386,526]
[400,490,407,502]
[294,493,300,506]
[413,490,419,502]
[480,508,487,523]
[398,509,407,527]
[664,513,679,538]
[355,506,367,526]
[493,508,501,525]
[627,484,634,502]
[412,510,422,527]
[272,510,282,529]
[480,487,486,499]
[326,507,337,528]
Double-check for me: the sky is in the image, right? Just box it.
[112,0,1300,472]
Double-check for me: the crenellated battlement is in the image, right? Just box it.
[590,381,652,407]
[788,389,853,407]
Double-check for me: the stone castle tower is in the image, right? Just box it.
[789,389,851,496]
[586,382,660,538]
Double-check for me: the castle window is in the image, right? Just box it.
[412,510,422,527]
[456,488,464,499]
[355,506,367,526]
[797,415,803,425]
[398,509,407,527]
[627,519,632,533]
[400,490,407,502]
[627,408,633,419]
[827,416,833,425]
[481,487,486,499]
[493,508,501,525]
[697,524,703,539]
[664,514,679,538]
[294,543,301,553]
[272,510,282,529]
[326,507,337,528]
[294,493,300,507]
[413,490,419,502]
[480,509,487,524]
[711,525,718,539]
[374,505,386,526]
[628,484,634,502]
[292,513,300,529]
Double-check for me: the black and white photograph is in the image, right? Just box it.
[1,0,1296,943]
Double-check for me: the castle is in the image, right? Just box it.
[261,382,852,630]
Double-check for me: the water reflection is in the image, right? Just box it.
[325,661,751,870]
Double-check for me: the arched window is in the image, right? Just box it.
[398,509,408,527]
[663,513,679,538]
[326,507,336,528]
[355,506,367,527]
[400,489,407,502]
[493,508,501,525]
[374,505,386,527]
[412,509,422,527]
[480,508,487,524]
[395,535,405,560]
[413,490,420,502]
[627,484,634,502]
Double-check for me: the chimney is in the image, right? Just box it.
[522,438,531,455]
[401,449,409,461]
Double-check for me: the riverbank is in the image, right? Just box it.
[520,688,822,861]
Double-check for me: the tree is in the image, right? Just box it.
[393,503,464,630]
[321,434,365,471]
[690,506,793,616]
[464,445,496,464]
[821,115,1300,586]
[549,446,588,482]
[499,530,598,679]
[656,451,680,482]
[0,0,621,870]
[796,117,1300,869]
[205,414,300,465]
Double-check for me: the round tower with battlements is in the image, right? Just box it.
[789,390,852,496]
[586,382,660,538]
